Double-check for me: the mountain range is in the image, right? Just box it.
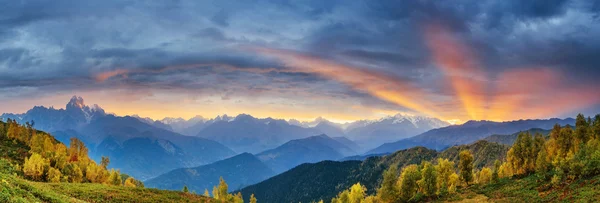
[0,96,235,180]
[367,118,575,154]
[138,113,449,154]
[145,134,360,192]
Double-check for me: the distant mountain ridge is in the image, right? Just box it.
[0,96,235,180]
[1,96,106,132]
[344,113,450,150]
[195,114,323,153]
[137,113,447,154]
[367,118,575,154]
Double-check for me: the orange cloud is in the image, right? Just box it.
[95,69,129,82]
[424,24,487,120]
[424,23,600,121]
[253,47,446,120]
[488,68,600,120]
[486,68,559,120]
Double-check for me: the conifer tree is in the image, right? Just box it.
[183,185,189,193]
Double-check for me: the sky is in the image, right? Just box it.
[1,0,600,124]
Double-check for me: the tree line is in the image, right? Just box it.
[326,113,600,203]
[0,119,143,187]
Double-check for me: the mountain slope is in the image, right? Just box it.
[255,134,356,173]
[76,115,236,180]
[238,140,507,203]
[332,136,361,151]
[367,118,574,154]
[145,153,275,193]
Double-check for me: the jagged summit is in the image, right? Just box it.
[65,96,105,123]
[67,95,86,109]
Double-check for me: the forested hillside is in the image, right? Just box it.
[0,119,251,202]
[318,114,600,203]
[238,140,506,202]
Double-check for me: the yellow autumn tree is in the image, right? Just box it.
[477,167,492,184]
[48,167,62,183]
[107,169,122,186]
[435,158,456,195]
[23,152,48,181]
[398,164,421,201]
[124,177,137,187]
[349,183,367,203]
[458,150,474,186]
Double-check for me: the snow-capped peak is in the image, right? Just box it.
[160,117,186,124]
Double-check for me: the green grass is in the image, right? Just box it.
[0,159,212,203]
[31,182,212,203]
[465,175,600,203]
[1,171,213,203]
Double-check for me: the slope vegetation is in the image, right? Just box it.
[0,120,212,203]
[239,140,507,203]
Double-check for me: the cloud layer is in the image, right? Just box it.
[1,0,599,122]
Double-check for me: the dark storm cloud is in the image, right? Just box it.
[211,9,230,27]
[1,0,600,117]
